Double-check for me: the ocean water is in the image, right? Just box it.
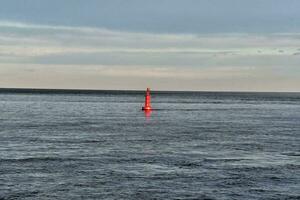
[0,90,299,200]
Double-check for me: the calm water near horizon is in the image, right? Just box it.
[0,90,299,200]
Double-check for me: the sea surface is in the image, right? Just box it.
[0,89,299,200]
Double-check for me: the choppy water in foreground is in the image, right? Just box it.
[0,90,299,200]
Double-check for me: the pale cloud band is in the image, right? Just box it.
[0,21,299,91]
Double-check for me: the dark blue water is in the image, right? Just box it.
[0,90,299,200]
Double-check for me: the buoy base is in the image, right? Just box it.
[142,106,152,111]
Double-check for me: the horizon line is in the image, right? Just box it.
[0,87,299,94]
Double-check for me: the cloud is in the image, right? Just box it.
[0,21,299,91]
[1,21,300,69]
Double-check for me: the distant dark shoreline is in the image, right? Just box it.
[0,88,299,95]
[0,88,145,95]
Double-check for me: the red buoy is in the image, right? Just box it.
[142,88,152,111]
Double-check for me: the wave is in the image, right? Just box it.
[0,157,83,163]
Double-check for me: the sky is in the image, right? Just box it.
[0,0,300,91]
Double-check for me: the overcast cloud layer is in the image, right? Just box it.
[0,0,299,91]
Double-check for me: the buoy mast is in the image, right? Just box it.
[142,88,152,111]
